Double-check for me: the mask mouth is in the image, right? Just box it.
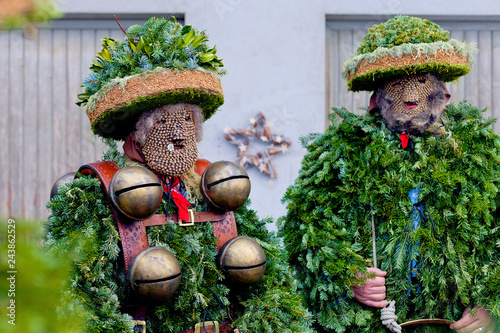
[165,143,184,151]
[169,139,185,150]
[405,102,418,109]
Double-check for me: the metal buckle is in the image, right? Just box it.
[133,320,146,333]
[179,209,195,227]
[194,321,219,333]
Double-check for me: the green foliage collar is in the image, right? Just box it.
[280,102,500,332]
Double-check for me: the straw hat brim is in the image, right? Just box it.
[86,69,224,140]
[346,49,470,92]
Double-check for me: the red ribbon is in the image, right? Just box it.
[160,177,191,221]
[399,133,410,149]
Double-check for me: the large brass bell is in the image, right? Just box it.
[108,166,163,220]
[218,236,266,284]
[50,172,76,199]
[200,161,251,211]
[128,247,181,304]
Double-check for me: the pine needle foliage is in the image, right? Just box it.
[44,143,313,333]
[77,17,225,107]
[356,16,450,55]
[342,16,475,92]
[279,101,500,332]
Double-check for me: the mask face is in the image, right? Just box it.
[142,104,198,177]
[376,73,448,135]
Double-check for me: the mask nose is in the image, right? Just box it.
[402,86,418,104]
[169,122,186,141]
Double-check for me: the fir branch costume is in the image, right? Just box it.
[281,103,500,332]
[280,16,500,333]
[44,18,312,333]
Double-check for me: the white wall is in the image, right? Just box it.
[58,0,500,226]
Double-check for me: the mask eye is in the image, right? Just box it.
[418,78,426,84]
[392,82,402,88]
[156,119,166,125]
[185,114,192,121]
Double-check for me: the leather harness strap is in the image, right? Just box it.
[144,211,228,226]
[78,162,150,271]
[143,211,237,251]
[177,321,232,333]
[78,162,150,322]
[77,161,238,331]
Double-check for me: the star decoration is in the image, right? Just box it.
[224,112,291,178]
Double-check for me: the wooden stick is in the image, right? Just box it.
[114,15,127,35]
[400,319,454,327]
[371,201,377,268]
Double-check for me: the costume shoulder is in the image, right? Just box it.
[280,106,380,332]
[280,102,500,331]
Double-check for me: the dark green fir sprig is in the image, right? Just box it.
[356,15,450,55]
[77,17,225,107]
[44,141,314,332]
[279,101,500,333]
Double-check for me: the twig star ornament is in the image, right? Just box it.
[224,112,291,178]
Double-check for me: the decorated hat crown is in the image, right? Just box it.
[342,15,476,92]
[79,17,225,140]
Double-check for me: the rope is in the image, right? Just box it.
[380,301,402,333]
[371,197,402,333]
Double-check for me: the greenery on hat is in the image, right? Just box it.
[356,16,451,55]
[77,17,225,108]
[343,16,476,92]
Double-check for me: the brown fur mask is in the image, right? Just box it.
[374,73,450,135]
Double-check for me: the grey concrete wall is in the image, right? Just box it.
[58,0,500,227]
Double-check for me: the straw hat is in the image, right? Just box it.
[79,17,225,140]
[342,15,476,92]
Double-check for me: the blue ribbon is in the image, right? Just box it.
[408,187,422,295]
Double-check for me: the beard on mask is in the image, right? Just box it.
[374,73,450,135]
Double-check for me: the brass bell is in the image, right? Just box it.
[50,172,76,199]
[108,166,163,220]
[200,161,251,211]
[128,247,181,304]
[218,236,266,284]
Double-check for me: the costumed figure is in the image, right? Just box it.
[44,17,313,333]
[280,16,500,333]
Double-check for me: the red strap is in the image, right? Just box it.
[212,211,237,252]
[78,161,149,321]
[144,211,229,225]
[78,161,149,270]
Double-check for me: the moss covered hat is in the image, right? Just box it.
[342,15,476,92]
[78,17,225,140]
